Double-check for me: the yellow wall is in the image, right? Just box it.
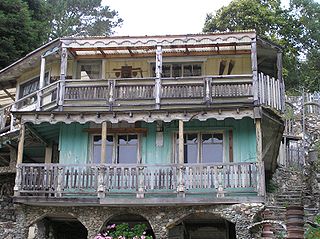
[205,55,251,75]
[105,58,152,78]
[15,54,252,91]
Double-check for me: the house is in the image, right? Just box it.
[0,31,285,239]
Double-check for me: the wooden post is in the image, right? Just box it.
[102,59,106,79]
[13,164,22,196]
[178,120,184,164]
[45,144,52,164]
[251,39,259,104]
[39,56,46,89]
[56,166,64,197]
[256,119,265,197]
[97,165,106,198]
[277,51,284,111]
[58,47,68,109]
[136,166,145,198]
[177,120,185,197]
[100,121,107,164]
[17,124,25,165]
[155,45,162,109]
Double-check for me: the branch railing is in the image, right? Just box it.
[14,162,263,199]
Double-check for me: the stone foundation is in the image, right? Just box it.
[14,203,263,239]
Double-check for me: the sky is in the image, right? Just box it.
[104,0,234,36]
[103,0,320,36]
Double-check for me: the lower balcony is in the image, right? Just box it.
[14,162,265,205]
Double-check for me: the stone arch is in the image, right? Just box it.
[167,212,236,239]
[99,213,155,238]
[26,213,88,239]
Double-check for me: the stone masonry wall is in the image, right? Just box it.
[14,203,263,239]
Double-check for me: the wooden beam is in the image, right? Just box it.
[74,50,251,60]
[0,83,15,101]
[100,121,107,164]
[84,127,148,135]
[98,47,106,57]
[25,124,48,146]
[17,124,25,164]
[178,120,184,164]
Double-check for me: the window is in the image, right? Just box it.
[175,132,224,164]
[19,72,49,99]
[151,63,202,77]
[92,134,138,164]
[77,61,101,79]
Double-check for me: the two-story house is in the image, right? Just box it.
[0,31,284,239]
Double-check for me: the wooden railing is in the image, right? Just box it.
[14,162,264,201]
[2,73,284,127]
[258,72,285,112]
[10,75,256,112]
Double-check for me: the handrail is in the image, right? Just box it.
[14,161,261,200]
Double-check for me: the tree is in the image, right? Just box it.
[0,0,46,69]
[203,0,320,92]
[47,0,123,39]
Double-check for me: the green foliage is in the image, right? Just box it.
[46,0,123,39]
[96,223,153,239]
[0,0,48,69]
[203,0,320,93]
[0,0,123,69]
[305,215,320,238]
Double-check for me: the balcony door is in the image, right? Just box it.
[92,134,139,164]
[175,132,224,164]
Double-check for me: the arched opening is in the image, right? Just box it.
[168,213,236,239]
[28,215,87,239]
[99,214,155,238]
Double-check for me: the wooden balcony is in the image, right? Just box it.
[10,74,283,113]
[13,162,265,205]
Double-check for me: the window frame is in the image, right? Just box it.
[173,130,226,164]
[150,62,203,77]
[77,60,102,80]
[18,72,50,100]
[91,133,141,164]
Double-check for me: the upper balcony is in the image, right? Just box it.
[0,31,284,128]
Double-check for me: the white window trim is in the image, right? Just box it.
[77,60,102,79]
[150,62,204,77]
[17,71,50,100]
[91,133,141,164]
[173,130,226,164]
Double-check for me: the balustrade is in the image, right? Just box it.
[14,162,262,200]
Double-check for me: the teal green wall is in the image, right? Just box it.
[141,117,256,164]
[59,123,89,164]
[57,118,256,164]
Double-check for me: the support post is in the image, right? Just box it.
[97,165,106,198]
[17,124,25,165]
[39,56,46,89]
[177,120,185,197]
[256,119,265,197]
[136,166,145,198]
[36,56,46,111]
[277,51,284,111]
[58,47,68,109]
[45,144,52,164]
[56,166,64,197]
[100,121,107,164]
[155,45,162,109]
[251,39,259,104]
